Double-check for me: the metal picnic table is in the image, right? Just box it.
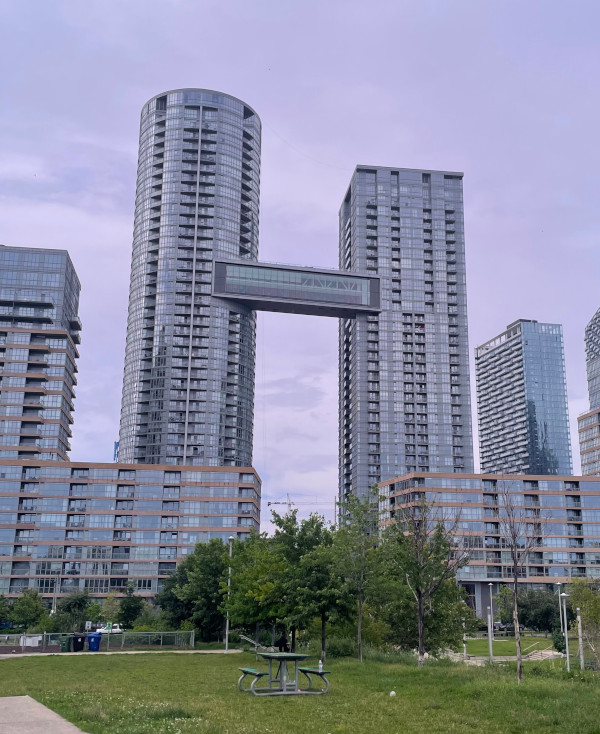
[238,652,331,696]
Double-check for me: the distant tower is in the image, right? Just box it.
[338,167,474,500]
[476,319,572,474]
[578,308,600,474]
[0,244,81,460]
[118,90,261,466]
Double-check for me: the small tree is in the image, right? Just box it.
[334,488,380,662]
[569,579,600,666]
[57,590,91,632]
[498,480,543,683]
[10,589,45,629]
[101,592,121,624]
[382,499,469,666]
[0,594,12,625]
[118,584,144,629]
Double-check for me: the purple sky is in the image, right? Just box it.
[1,0,599,527]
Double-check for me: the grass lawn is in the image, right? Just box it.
[465,635,556,657]
[0,652,599,733]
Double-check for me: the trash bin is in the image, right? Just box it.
[72,634,86,652]
[60,635,72,653]
[87,632,102,652]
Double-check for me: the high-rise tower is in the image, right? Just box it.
[119,90,261,466]
[476,319,572,475]
[578,308,600,474]
[0,245,81,461]
[338,167,474,500]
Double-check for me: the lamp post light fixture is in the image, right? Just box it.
[556,582,563,633]
[561,592,570,672]
[225,535,234,653]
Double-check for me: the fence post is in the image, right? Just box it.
[577,607,585,670]
[121,632,125,650]
[190,629,195,649]
[160,633,163,648]
[107,633,110,652]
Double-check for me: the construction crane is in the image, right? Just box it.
[267,493,294,512]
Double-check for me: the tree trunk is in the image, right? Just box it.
[321,612,326,663]
[357,593,363,662]
[417,590,425,668]
[513,570,522,683]
[291,625,296,653]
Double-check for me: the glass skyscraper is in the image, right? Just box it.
[118,90,261,467]
[476,319,572,475]
[338,167,474,501]
[0,245,81,461]
[578,308,600,474]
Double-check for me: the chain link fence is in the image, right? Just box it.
[0,630,194,654]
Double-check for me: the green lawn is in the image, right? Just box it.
[465,635,555,657]
[0,652,598,733]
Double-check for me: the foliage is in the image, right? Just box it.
[157,538,229,639]
[0,594,12,624]
[334,488,381,661]
[118,585,144,629]
[496,585,572,633]
[131,601,172,631]
[86,602,103,625]
[10,589,45,629]
[57,591,92,632]
[380,499,471,665]
[552,626,566,654]
[569,578,600,665]
[101,593,121,624]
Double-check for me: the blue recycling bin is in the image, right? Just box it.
[87,632,102,652]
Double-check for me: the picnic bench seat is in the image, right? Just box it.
[298,666,331,694]
[238,667,269,693]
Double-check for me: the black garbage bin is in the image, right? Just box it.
[72,634,86,652]
[87,632,102,652]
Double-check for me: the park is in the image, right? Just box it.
[1,650,599,733]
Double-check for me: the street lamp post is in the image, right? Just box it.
[225,535,234,653]
[488,583,494,641]
[561,592,570,672]
[577,607,584,670]
[487,605,494,664]
[556,582,563,633]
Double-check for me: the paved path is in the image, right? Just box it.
[0,695,86,733]
[0,648,242,660]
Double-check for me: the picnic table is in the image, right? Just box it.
[238,652,331,696]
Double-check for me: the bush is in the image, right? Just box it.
[552,626,566,654]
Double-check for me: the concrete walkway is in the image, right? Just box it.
[0,696,86,733]
[0,648,242,660]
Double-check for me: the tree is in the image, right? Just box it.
[57,590,91,632]
[381,498,469,666]
[10,589,45,629]
[118,584,145,629]
[226,530,286,641]
[0,595,11,625]
[498,480,543,683]
[101,593,121,624]
[270,510,337,651]
[296,532,350,661]
[569,579,600,666]
[334,488,380,662]
[157,539,228,639]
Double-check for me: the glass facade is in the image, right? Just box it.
[0,460,260,599]
[213,260,380,317]
[118,90,261,467]
[0,246,81,461]
[339,167,474,501]
[380,472,600,617]
[578,309,600,474]
[476,320,572,475]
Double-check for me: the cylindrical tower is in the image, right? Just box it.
[119,89,261,466]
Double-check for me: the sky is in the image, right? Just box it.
[1,0,599,529]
